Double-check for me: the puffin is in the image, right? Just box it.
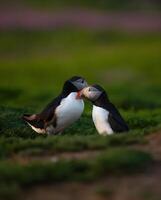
[22,76,88,135]
[79,84,129,135]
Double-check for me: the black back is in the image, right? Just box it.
[38,79,79,122]
[93,91,129,133]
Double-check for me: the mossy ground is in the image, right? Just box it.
[0,29,161,199]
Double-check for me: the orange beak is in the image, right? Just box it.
[76,90,83,99]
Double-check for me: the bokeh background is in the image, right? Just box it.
[0,0,161,110]
[0,1,161,200]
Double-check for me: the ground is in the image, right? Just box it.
[0,4,161,200]
[18,132,161,200]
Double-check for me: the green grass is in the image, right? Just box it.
[0,149,152,184]
[0,104,161,159]
[0,29,161,199]
[0,148,152,199]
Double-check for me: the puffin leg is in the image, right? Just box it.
[46,125,55,135]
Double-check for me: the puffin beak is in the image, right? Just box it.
[76,90,83,99]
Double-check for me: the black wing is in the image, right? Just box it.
[38,95,63,124]
[107,103,129,133]
[22,114,45,129]
[23,95,63,129]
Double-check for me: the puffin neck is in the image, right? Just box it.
[61,81,78,98]
[92,92,110,108]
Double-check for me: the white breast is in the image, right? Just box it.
[92,105,113,135]
[53,92,84,133]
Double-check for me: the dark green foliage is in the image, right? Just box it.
[126,110,161,129]
[0,183,20,200]
[94,149,152,174]
[0,133,142,159]
[0,149,152,185]
[0,149,152,199]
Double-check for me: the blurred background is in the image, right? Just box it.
[0,1,161,200]
[0,0,161,110]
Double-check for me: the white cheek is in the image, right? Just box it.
[85,92,92,99]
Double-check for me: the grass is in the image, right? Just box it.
[0,104,161,159]
[0,148,152,199]
[0,132,144,159]
[0,29,161,199]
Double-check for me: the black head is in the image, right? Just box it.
[62,76,88,96]
[81,84,108,102]
[92,84,105,93]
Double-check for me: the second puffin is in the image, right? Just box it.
[79,84,129,135]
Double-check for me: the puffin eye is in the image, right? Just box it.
[88,88,91,92]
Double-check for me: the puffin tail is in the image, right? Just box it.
[22,114,45,129]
